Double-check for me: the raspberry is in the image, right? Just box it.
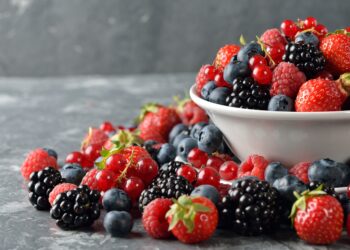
[289,162,311,184]
[142,198,173,239]
[270,62,306,98]
[260,28,287,47]
[21,148,58,180]
[214,44,240,71]
[48,183,77,205]
[239,154,269,180]
[195,65,219,96]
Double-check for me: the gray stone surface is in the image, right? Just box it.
[0,0,349,76]
[0,74,350,249]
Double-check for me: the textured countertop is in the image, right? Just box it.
[0,74,349,250]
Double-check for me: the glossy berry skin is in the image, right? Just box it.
[208,87,232,105]
[102,188,131,212]
[83,144,101,162]
[177,165,197,184]
[206,156,225,171]
[264,162,288,184]
[295,32,319,46]
[268,95,294,111]
[42,148,58,159]
[289,162,311,184]
[308,158,343,187]
[239,154,269,180]
[187,148,208,169]
[198,124,223,154]
[214,44,241,71]
[65,151,84,165]
[248,55,267,70]
[104,211,133,237]
[173,132,190,149]
[121,177,145,203]
[237,42,264,64]
[214,72,231,88]
[134,158,158,186]
[266,43,285,64]
[190,122,208,140]
[177,137,198,161]
[100,121,116,134]
[96,170,116,192]
[105,154,127,174]
[195,64,218,96]
[201,81,217,100]
[190,185,220,205]
[169,124,188,144]
[223,60,250,83]
[196,167,220,189]
[303,16,317,29]
[157,143,176,165]
[48,183,77,205]
[273,175,306,203]
[252,65,272,85]
[60,163,85,185]
[314,24,328,38]
[293,195,343,244]
[280,19,299,38]
[219,161,239,181]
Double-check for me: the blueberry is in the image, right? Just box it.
[308,158,344,187]
[338,163,350,186]
[103,211,133,237]
[172,132,190,148]
[264,162,288,184]
[43,148,57,159]
[223,61,250,84]
[177,137,198,161]
[157,143,176,165]
[273,175,307,203]
[191,185,220,205]
[208,87,232,105]
[198,124,223,154]
[102,188,132,212]
[60,163,85,185]
[190,122,208,140]
[201,81,217,100]
[268,95,294,111]
[295,31,319,46]
[169,124,188,144]
[237,42,264,63]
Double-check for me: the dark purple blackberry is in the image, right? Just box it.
[28,167,63,210]
[157,161,184,181]
[143,140,159,161]
[282,42,326,78]
[307,181,338,199]
[218,179,282,235]
[226,77,270,110]
[50,185,100,230]
[138,175,193,212]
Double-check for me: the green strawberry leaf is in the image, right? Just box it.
[239,34,247,45]
[134,102,159,124]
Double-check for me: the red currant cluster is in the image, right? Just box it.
[249,54,272,85]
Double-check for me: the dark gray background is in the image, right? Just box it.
[0,0,349,77]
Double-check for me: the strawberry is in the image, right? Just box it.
[142,198,173,239]
[320,32,350,75]
[195,65,219,96]
[81,127,108,151]
[214,44,240,71]
[21,148,58,180]
[176,98,208,126]
[238,154,269,180]
[166,195,218,244]
[260,28,287,47]
[295,74,350,112]
[138,103,181,142]
[291,187,343,245]
[289,162,311,184]
[48,183,77,205]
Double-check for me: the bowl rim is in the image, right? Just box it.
[189,85,350,120]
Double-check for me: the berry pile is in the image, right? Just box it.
[196,17,350,112]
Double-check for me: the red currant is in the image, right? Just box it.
[314,24,328,37]
[105,154,127,174]
[187,148,208,169]
[177,164,197,184]
[266,43,285,64]
[100,121,116,134]
[280,19,299,38]
[196,167,220,188]
[134,158,159,185]
[83,144,101,162]
[65,151,84,164]
[206,156,224,171]
[214,72,231,88]
[252,65,272,85]
[219,161,239,181]
[248,55,267,70]
[96,169,116,192]
[121,176,145,203]
[303,16,317,29]
[81,157,94,171]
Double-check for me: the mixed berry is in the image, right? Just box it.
[19,17,350,246]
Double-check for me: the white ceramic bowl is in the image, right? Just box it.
[190,85,350,167]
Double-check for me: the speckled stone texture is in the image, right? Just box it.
[0,74,349,249]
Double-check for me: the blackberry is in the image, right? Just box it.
[50,185,100,230]
[282,42,326,78]
[156,161,184,181]
[28,167,63,210]
[226,77,270,110]
[143,140,159,161]
[307,181,338,199]
[139,175,193,212]
[218,179,282,235]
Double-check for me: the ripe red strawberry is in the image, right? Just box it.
[295,74,350,112]
[320,33,350,75]
[177,99,208,126]
[291,188,343,245]
[270,62,306,98]
[260,28,287,47]
[21,148,58,180]
[81,127,108,151]
[214,44,240,71]
[238,154,269,180]
[195,65,219,96]
[142,198,173,239]
[138,104,181,142]
[166,195,218,244]
[48,183,77,205]
[289,162,311,184]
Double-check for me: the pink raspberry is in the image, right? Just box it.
[49,183,77,205]
[239,154,269,180]
[289,161,311,184]
[260,28,286,47]
[270,62,306,98]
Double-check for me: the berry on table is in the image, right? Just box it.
[105,153,127,174]
[172,132,190,149]
[206,155,225,171]
[266,43,285,65]
[214,44,241,71]
[189,122,208,140]
[157,143,176,165]
[176,137,198,161]
[280,19,299,38]
[239,154,269,180]
[49,183,77,205]
[169,124,188,144]
[187,148,208,169]
[177,164,197,184]
[268,95,294,111]
[121,176,145,203]
[223,60,250,83]
[81,168,116,192]
[219,161,238,181]
[60,163,85,185]
[272,175,306,203]
[264,162,288,184]
[134,158,158,186]
[303,16,317,29]
[237,42,264,64]
[42,148,58,159]
[81,127,108,151]
[295,31,319,46]
[252,65,272,85]
[177,99,209,126]
[83,144,101,163]
[196,167,220,189]
[191,185,220,206]
[102,188,132,212]
[308,158,344,187]
[260,28,286,47]
[314,24,328,38]
[289,161,311,184]
[198,124,223,154]
[99,121,116,134]
[65,151,84,165]
[104,211,133,237]
[248,54,267,70]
